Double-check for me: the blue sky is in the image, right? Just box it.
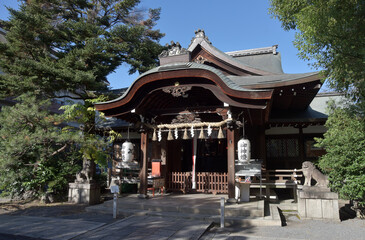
[0,0,317,90]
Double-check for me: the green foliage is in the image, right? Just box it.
[0,93,120,198]
[271,0,365,207]
[315,105,365,205]
[0,1,158,199]
[0,94,82,197]
[60,94,121,167]
[270,0,365,102]
[0,0,164,98]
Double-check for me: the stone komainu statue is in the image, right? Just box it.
[75,159,95,183]
[301,161,329,187]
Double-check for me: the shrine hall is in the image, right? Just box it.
[95,30,337,200]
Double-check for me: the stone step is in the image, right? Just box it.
[87,201,280,227]
[101,199,264,217]
[86,205,281,227]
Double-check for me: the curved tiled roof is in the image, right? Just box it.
[96,62,270,106]
[228,72,319,88]
[231,53,284,74]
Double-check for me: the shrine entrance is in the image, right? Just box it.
[165,133,229,194]
[166,138,227,173]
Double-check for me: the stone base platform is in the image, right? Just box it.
[68,182,100,205]
[297,187,339,220]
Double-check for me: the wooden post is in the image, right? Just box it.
[299,126,304,163]
[227,127,235,200]
[258,125,266,166]
[139,131,148,197]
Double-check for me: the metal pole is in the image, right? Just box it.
[260,171,262,199]
[220,197,225,228]
[113,192,118,219]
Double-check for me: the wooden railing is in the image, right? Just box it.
[168,172,228,194]
[168,172,192,193]
[263,169,303,185]
[167,169,302,194]
[196,172,228,194]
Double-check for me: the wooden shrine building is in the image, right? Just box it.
[95,30,329,199]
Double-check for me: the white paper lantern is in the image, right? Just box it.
[237,138,251,163]
[121,141,134,163]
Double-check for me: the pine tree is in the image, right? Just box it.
[0,0,164,98]
[0,0,163,199]
[0,95,83,198]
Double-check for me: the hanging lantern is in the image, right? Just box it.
[218,127,224,139]
[152,129,157,141]
[174,128,178,139]
[121,140,134,163]
[167,129,173,141]
[158,128,162,142]
[237,138,251,163]
[183,128,189,139]
[190,126,195,137]
[199,126,205,139]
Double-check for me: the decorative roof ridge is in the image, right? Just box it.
[225,45,278,57]
[188,29,275,75]
[188,29,211,48]
[159,41,189,58]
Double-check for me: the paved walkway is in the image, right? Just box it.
[0,214,212,240]
[74,215,211,240]
[0,212,364,240]
[202,217,365,240]
[0,196,364,240]
[0,215,105,240]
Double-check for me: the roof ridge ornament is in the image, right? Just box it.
[225,45,279,57]
[191,29,211,45]
[159,41,189,58]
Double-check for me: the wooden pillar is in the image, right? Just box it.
[299,126,305,163]
[258,126,266,166]
[227,127,235,200]
[139,131,148,197]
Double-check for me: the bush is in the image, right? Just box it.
[316,107,365,207]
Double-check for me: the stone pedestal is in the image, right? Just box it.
[297,187,339,220]
[235,183,250,202]
[68,182,100,205]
